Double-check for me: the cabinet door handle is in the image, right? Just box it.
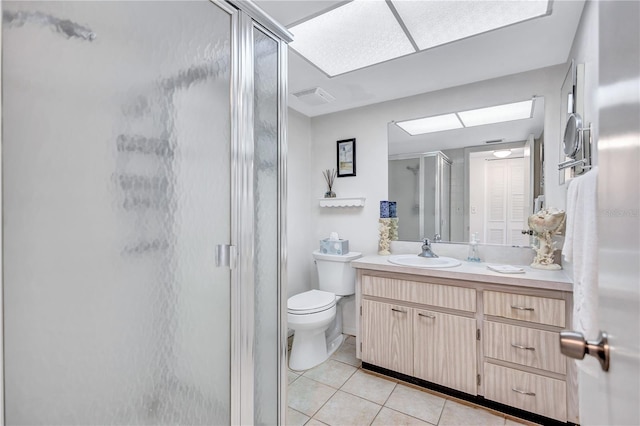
[418,313,436,319]
[511,388,536,396]
[511,343,536,351]
[510,305,535,311]
[391,308,407,314]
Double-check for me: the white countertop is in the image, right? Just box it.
[352,255,573,292]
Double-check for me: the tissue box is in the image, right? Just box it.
[319,238,349,255]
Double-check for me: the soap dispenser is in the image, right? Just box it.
[467,233,481,262]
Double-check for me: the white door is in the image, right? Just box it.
[484,157,529,246]
[574,2,640,425]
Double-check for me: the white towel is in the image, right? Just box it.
[563,167,599,375]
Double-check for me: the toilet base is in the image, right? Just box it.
[288,331,345,372]
[326,333,344,358]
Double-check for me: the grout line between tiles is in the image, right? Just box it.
[309,386,339,421]
[435,399,447,425]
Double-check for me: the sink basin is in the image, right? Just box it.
[388,255,462,268]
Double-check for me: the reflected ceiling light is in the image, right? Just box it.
[493,149,512,158]
[393,1,550,51]
[458,99,534,127]
[396,113,463,136]
[395,98,534,136]
[288,1,550,77]
[288,0,414,77]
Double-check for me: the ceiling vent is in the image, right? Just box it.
[293,87,336,106]
[484,139,505,144]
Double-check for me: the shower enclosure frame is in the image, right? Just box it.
[0,0,293,424]
[228,2,292,424]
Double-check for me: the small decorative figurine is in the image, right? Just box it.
[378,218,391,255]
[528,208,566,270]
[322,168,337,198]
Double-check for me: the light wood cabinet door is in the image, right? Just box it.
[361,299,413,376]
[413,309,477,395]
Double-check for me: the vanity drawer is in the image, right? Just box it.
[484,363,567,422]
[484,291,565,327]
[483,321,566,374]
[362,276,476,312]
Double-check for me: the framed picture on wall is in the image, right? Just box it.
[337,138,356,177]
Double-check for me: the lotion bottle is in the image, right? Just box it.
[467,233,481,262]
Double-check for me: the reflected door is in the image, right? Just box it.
[3,1,233,424]
[484,158,529,246]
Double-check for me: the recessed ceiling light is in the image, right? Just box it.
[289,0,415,76]
[396,113,463,136]
[393,1,550,51]
[493,149,512,158]
[458,99,534,127]
[395,98,535,136]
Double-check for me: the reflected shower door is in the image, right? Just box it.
[2,1,232,424]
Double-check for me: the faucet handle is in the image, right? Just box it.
[434,233,441,242]
[423,238,431,246]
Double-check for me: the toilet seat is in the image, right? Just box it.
[288,289,336,315]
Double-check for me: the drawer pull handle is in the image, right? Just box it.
[510,305,535,311]
[418,313,436,319]
[511,343,536,351]
[391,308,407,314]
[511,388,536,396]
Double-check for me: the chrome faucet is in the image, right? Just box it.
[433,233,442,242]
[418,238,439,258]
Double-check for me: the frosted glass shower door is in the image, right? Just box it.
[2,1,233,424]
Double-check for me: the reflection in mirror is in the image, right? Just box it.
[388,152,451,241]
[388,97,545,246]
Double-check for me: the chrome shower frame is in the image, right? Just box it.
[226,1,292,424]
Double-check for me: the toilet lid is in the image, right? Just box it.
[288,289,336,313]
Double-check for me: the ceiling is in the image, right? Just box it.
[255,0,585,118]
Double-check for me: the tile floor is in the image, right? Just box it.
[287,335,537,426]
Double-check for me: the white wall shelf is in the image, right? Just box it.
[318,197,366,208]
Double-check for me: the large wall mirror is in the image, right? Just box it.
[388,97,545,246]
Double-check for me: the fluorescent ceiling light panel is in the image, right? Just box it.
[288,0,415,76]
[458,100,534,127]
[393,1,550,51]
[396,113,463,135]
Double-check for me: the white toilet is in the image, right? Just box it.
[287,250,362,371]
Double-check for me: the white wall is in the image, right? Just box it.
[567,0,599,165]
[286,108,314,298]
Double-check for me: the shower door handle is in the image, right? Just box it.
[215,244,237,269]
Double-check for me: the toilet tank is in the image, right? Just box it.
[313,250,362,296]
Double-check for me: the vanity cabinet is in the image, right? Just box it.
[413,309,477,394]
[354,266,577,424]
